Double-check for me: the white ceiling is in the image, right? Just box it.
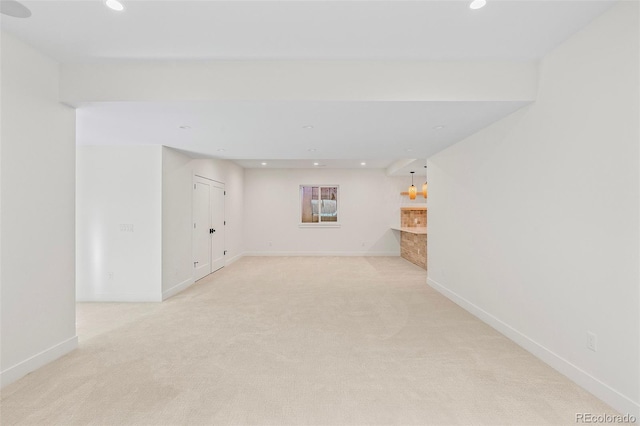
[76,100,531,169]
[2,1,616,173]
[2,1,616,62]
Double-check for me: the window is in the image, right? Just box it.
[300,185,339,225]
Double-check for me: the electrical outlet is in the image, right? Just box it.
[267,241,272,247]
[587,331,597,352]
[362,242,366,247]
[119,224,134,232]
[108,272,114,280]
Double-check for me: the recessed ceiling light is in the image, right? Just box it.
[105,0,124,11]
[303,125,314,129]
[433,125,445,130]
[217,149,226,152]
[360,162,366,166]
[469,0,486,10]
[308,148,317,152]
[179,125,191,130]
[261,162,267,166]
[313,162,319,166]
[405,148,413,152]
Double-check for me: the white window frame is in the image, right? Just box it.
[299,184,341,228]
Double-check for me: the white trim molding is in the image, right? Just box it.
[162,277,195,300]
[1,336,78,388]
[225,252,244,266]
[76,293,162,302]
[244,251,400,257]
[427,277,640,418]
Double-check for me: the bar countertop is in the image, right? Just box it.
[391,226,427,235]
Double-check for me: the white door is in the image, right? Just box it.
[211,184,225,272]
[193,179,212,281]
[193,176,226,281]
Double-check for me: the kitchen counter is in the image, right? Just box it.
[392,226,427,270]
[395,207,427,270]
[391,226,427,235]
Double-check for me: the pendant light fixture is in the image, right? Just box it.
[422,165,428,198]
[408,171,417,200]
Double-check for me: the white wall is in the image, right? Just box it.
[427,2,639,416]
[0,32,77,386]
[161,147,193,297]
[60,61,537,104]
[77,145,243,302]
[244,168,410,255]
[76,145,163,301]
[161,147,244,299]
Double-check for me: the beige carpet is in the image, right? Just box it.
[1,257,616,425]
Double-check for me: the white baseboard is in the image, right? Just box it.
[76,293,162,302]
[1,335,78,388]
[225,253,244,266]
[243,251,400,257]
[162,277,195,300]
[427,277,640,418]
